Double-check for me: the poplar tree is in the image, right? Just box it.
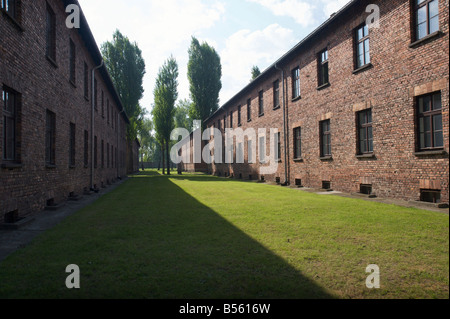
[152,57,179,175]
[187,37,222,130]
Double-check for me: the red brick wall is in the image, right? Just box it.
[205,0,449,204]
[0,0,129,222]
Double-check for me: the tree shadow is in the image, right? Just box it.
[126,172,335,299]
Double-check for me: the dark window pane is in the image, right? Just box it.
[360,128,367,141]
[433,93,442,110]
[423,96,431,112]
[433,114,442,131]
[360,140,366,154]
[419,117,425,134]
[434,131,443,147]
[368,139,374,153]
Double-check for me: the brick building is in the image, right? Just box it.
[190,0,449,204]
[0,0,137,224]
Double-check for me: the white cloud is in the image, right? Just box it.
[220,24,297,104]
[246,0,316,27]
[320,0,352,18]
[78,0,226,113]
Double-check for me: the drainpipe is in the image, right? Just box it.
[91,59,104,191]
[117,108,125,179]
[275,63,289,186]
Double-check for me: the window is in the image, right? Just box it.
[417,92,443,151]
[111,145,114,168]
[84,62,89,99]
[420,189,441,203]
[230,111,233,128]
[69,123,75,167]
[101,91,104,117]
[247,99,251,122]
[69,39,76,84]
[275,132,281,161]
[355,24,370,68]
[46,3,56,62]
[259,136,265,163]
[357,109,373,154]
[45,110,56,166]
[293,127,302,159]
[107,142,110,168]
[322,181,331,190]
[237,142,244,163]
[318,49,329,87]
[292,68,300,99]
[238,105,241,126]
[258,90,264,116]
[223,115,226,129]
[101,140,104,168]
[94,136,98,168]
[107,99,110,124]
[360,184,373,195]
[274,80,280,108]
[248,140,253,163]
[320,119,331,157]
[414,0,439,41]
[84,130,88,167]
[2,87,19,162]
[218,119,221,131]
[1,0,17,19]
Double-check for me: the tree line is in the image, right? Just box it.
[101,30,259,175]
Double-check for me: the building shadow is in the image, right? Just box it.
[125,172,334,299]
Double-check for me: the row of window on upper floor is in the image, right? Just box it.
[213,0,441,129]
[1,0,119,128]
[208,91,444,163]
[1,85,126,169]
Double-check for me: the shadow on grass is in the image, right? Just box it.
[125,171,334,299]
[0,170,334,299]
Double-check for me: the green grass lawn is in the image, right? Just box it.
[0,170,448,299]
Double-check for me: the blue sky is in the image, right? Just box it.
[77,0,350,115]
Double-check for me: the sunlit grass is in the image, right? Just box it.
[0,170,448,299]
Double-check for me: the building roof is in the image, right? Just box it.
[206,0,359,123]
[62,0,130,124]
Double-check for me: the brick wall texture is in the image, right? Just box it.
[0,0,133,222]
[200,0,449,204]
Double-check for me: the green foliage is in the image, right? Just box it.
[187,37,222,129]
[251,65,261,81]
[137,117,153,162]
[152,56,179,174]
[101,30,146,140]
[174,99,194,133]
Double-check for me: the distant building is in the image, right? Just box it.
[0,0,138,224]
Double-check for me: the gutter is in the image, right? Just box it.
[117,107,125,179]
[275,64,289,186]
[91,59,104,191]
